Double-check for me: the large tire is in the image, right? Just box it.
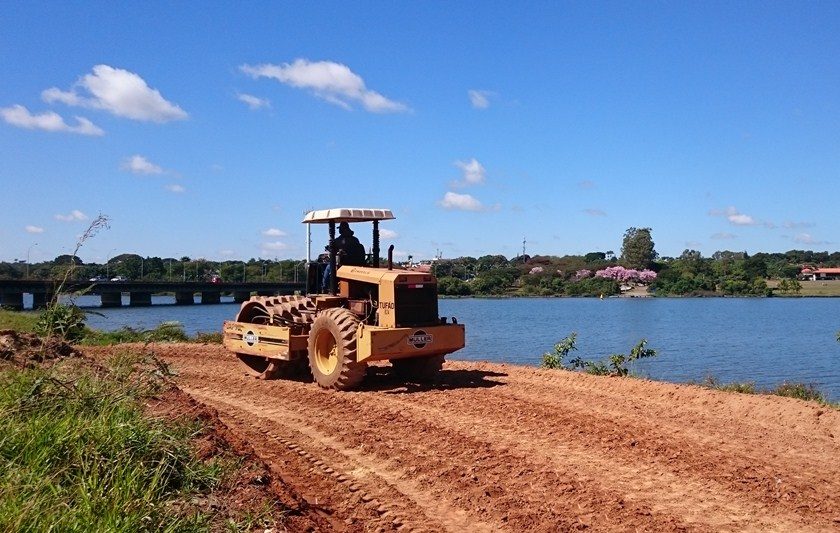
[391,355,445,382]
[307,308,366,390]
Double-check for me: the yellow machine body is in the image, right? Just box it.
[356,322,465,362]
[222,321,306,360]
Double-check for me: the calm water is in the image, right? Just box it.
[57,295,840,400]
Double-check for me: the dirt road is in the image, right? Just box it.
[143,344,839,532]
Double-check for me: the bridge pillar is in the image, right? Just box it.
[32,292,54,309]
[101,292,122,307]
[233,290,251,303]
[0,292,24,311]
[175,291,194,305]
[200,291,221,304]
[130,292,152,307]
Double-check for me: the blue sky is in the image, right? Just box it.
[2,2,839,264]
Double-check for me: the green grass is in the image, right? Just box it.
[767,279,840,296]
[0,353,225,531]
[80,322,223,346]
[700,376,838,407]
[0,309,40,333]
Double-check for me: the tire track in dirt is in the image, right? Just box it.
[136,345,840,532]
[185,386,498,533]
[182,377,695,531]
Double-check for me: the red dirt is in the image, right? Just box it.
[89,343,840,532]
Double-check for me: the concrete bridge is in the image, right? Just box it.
[0,280,305,310]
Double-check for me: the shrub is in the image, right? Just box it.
[34,303,87,342]
[569,339,658,377]
[541,332,577,369]
[771,382,825,403]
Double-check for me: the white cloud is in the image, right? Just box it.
[262,228,286,237]
[0,105,104,136]
[709,206,759,226]
[783,221,815,229]
[439,191,484,211]
[165,184,185,193]
[711,232,737,240]
[261,241,288,252]
[468,89,492,109]
[42,65,187,123]
[55,210,88,222]
[583,208,607,217]
[379,228,398,239]
[240,59,408,113]
[237,93,271,110]
[793,233,829,245]
[121,154,164,175]
[454,158,486,187]
[25,225,44,234]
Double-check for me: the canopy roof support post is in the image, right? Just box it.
[372,220,380,268]
[328,221,337,295]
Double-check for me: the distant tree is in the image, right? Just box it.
[54,254,83,265]
[585,252,607,262]
[620,227,657,270]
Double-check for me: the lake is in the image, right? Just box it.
[62,295,840,401]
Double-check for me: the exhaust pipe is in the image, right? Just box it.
[388,245,394,270]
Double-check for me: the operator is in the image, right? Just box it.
[321,222,366,291]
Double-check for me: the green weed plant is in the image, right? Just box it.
[0,353,223,531]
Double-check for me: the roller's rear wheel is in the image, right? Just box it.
[308,308,366,390]
[391,355,445,382]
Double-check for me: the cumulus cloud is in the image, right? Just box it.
[453,158,486,187]
[25,225,44,234]
[439,191,484,211]
[262,228,286,237]
[261,241,288,252]
[711,232,737,240]
[121,154,164,175]
[42,65,187,123]
[783,221,815,229]
[468,89,492,109]
[583,208,607,217]
[709,206,759,226]
[0,105,104,136]
[240,59,408,113]
[55,210,88,222]
[164,184,185,193]
[237,93,271,110]
[379,228,398,239]
[793,233,829,245]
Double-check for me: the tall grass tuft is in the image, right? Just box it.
[0,355,221,531]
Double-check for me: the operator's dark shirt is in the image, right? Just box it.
[335,235,366,266]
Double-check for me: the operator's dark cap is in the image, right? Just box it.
[339,221,351,231]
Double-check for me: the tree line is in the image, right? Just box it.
[2,228,839,296]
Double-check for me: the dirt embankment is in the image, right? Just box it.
[87,344,840,532]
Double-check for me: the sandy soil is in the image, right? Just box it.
[89,343,840,532]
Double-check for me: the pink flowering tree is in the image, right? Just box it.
[595,266,656,285]
[573,269,592,281]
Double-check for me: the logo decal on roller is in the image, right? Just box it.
[408,330,433,349]
[243,331,259,346]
